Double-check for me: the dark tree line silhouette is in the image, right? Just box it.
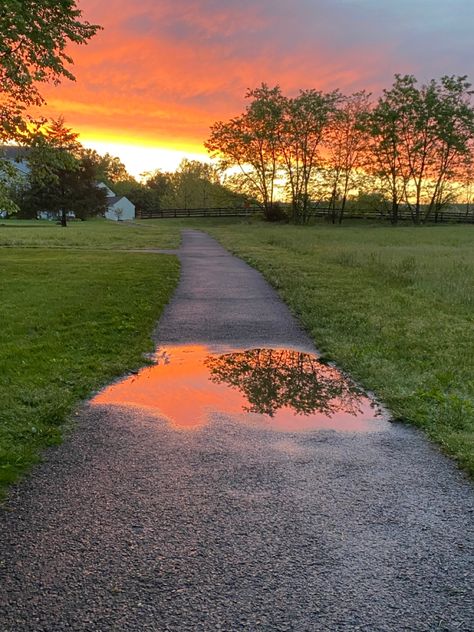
[206,76,474,225]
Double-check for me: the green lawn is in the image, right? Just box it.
[198,221,474,475]
[0,218,181,250]
[0,245,179,493]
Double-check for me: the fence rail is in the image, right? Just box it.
[137,206,474,223]
[312,207,474,223]
[138,207,260,219]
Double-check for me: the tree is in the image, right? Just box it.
[366,75,474,224]
[0,1,100,141]
[277,89,340,223]
[168,159,216,209]
[24,152,107,223]
[0,2,99,212]
[423,76,474,221]
[349,191,390,217]
[25,118,106,225]
[365,87,407,224]
[67,156,108,220]
[324,91,371,224]
[457,148,474,220]
[206,84,283,220]
[168,159,245,209]
[81,149,131,185]
[206,85,340,222]
[142,159,249,211]
[113,180,160,216]
[0,153,28,215]
[143,169,173,199]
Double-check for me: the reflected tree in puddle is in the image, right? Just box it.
[205,348,365,417]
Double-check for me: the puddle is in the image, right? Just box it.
[92,345,388,432]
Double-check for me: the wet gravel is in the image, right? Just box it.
[1,230,473,631]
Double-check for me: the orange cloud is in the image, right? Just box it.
[36,0,473,173]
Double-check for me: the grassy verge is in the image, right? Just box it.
[199,221,474,475]
[0,218,181,250]
[0,247,179,493]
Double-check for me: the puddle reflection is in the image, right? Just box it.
[205,349,363,417]
[92,345,387,432]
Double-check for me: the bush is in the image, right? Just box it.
[265,202,288,222]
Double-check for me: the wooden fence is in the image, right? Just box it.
[312,207,474,223]
[138,207,260,219]
[138,206,474,223]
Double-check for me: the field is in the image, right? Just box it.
[0,218,180,250]
[1,218,473,491]
[0,220,180,493]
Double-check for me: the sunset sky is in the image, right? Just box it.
[41,0,474,177]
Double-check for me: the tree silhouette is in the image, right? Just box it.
[205,349,365,417]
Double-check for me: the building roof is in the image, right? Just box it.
[1,145,27,161]
[107,196,125,206]
[97,181,116,197]
[1,145,30,175]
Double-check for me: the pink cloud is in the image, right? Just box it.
[39,0,473,150]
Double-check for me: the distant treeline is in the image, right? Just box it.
[1,121,250,222]
[206,75,474,224]
[115,160,250,215]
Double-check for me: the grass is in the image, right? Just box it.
[0,217,181,250]
[0,240,180,494]
[195,221,474,475]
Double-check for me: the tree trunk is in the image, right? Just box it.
[338,195,347,224]
[414,202,421,225]
[391,197,399,225]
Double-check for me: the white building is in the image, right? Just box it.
[98,182,135,221]
[104,195,136,221]
[0,153,136,221]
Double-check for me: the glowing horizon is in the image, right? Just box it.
[80,137,210,178]
[34,0,473,176]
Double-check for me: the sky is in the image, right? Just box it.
[40,0,474,177]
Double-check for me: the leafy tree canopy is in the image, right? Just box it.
[0,0,100,105]
[14,118,107,224]
[206,76,474,224]
[0,0,100,142]
[81,149,131,185]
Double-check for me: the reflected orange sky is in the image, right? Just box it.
[37,1,473,175]
[92,345,387,433]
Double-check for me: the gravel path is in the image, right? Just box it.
[1,230,473,631]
